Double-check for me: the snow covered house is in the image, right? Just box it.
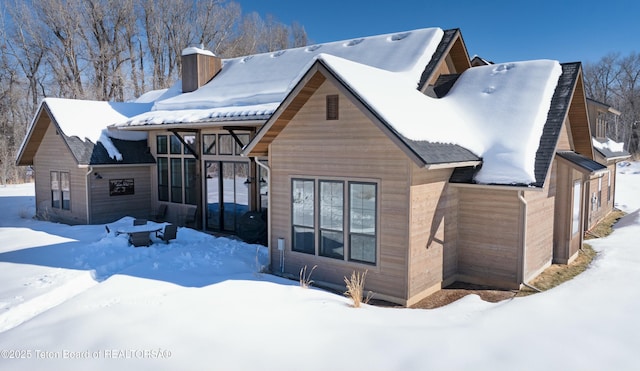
[16,27,608,305]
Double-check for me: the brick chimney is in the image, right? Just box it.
[181,46,222,93]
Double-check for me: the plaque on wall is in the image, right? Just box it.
[109,178,135,196]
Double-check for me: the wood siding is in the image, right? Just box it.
[89,166,152,224]
[407,167,457,303]
[34,124,88,225]
[568,73,594,158]
[523,164,556,281]
[269,81,414,304]
[456,187,521,288]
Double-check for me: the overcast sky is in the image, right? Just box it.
[237,0,638,64]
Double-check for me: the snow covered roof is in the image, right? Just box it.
[16,98,153,165]
[593,137,631,160]
[117,28,444,127]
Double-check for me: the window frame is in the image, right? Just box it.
[290,177,378,266]
[50,170,70,210]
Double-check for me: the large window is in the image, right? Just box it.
[156,133,198,205]
[51,171,70,210]
[291,178,377,265]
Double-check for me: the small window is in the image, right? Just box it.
[183,134,196,155]
[203,134,216,155]
[326,95,339,120]
[157,135,168,154]
[219,135,234,155]
[170,135,182,154]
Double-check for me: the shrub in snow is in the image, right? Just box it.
[344,270,372,308]
[299,265,317,288]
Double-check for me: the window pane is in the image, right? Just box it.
[157,135,168,154]
[60,172,70,191]
[292,179,315,254]
[170,135,182,154]
[60,172,70,210]
[51,172,60,208]
[219,135,233,155]
[203,134,216,155]
[51,171,59,190]
[52,190,61,208]
[293,226,315,254]
[350,183,376,234]
[171,158,182,203]
[184,158,197,205]
[62,191,70,210]
[292,180,314,227]
[320,181,343,230]
[349,183,376,264]
[157,158,169,201]
[183,134,196,154]
[350,234,376,264]
[320,181,343,259]
[320,230,344,259]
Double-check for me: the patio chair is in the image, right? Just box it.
[152,204,167,221]
[182,208,197,227]
[129,231,151,247]
[156,224,178,244]
[133,218,147,226]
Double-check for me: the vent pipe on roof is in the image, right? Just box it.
[181,46,222,93]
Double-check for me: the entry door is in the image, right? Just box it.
[205,161,249,232]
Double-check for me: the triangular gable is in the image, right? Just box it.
[16,101,72,166]
[418,28,471,92]
[17,99,154,166]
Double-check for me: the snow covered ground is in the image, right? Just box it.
[1,163,639,371]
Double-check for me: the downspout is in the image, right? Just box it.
[85,166,93,224]
[254,158,273,269]
[518,191,541,292]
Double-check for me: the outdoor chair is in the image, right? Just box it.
[152,204,167,221]
[156,224,178,244]
[182,208,197,227]
[133,218,147,226]
[129,231,151,247]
